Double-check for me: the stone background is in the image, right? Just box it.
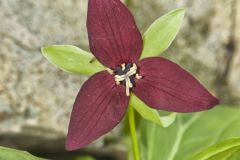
[0,0,239,159]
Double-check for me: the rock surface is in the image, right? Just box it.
[228,0,240,103]
[0,0,89,139]
[0,0,239,154]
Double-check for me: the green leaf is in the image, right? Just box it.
[190,138,240,160]
[139,106,240,160]
[0,146,44,160]
[227,150,240,160]
[140,8,186,59]
[129,93,176,127]
[42,45,105,75]
[206,148,240,160]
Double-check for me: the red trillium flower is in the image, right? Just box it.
[66,0,219,150]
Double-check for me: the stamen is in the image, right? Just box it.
[106,68,114,75]
[113,63,141,96]
[126,77,133,88]
[116,81,120,85]
[115,75,125,82]
[136,73,142,79]
[121,63,126,71]
[126,84,130,96]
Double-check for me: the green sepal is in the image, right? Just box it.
[130,93,176,127]
[41,45,105,75]
[140,8,186,59]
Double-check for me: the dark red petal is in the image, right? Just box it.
[66,71,129,150]
[87,0,143,68]
[133,57,219,113]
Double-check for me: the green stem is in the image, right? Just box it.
[128,105,140,160]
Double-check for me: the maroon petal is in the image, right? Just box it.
[87,0,143,68]
[66,71,129,150]
[133,57,219,113]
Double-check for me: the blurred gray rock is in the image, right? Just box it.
[228,0,240,104]
[0,0,239,150]
[0,0,89,143]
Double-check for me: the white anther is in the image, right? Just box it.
[126,86,130,96]
[121,63,126,71]
[126,77,133,88]
[135,73,142,79]
[125,78,131,96]
[106,68,114,75]
[115,74,125,79]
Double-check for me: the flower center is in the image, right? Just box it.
[107,63,142,96]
